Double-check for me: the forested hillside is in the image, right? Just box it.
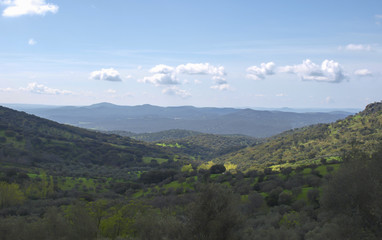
[107,129,203,142]
[214,101,382,171]
[0,106,183,172]
[157,133,259,161]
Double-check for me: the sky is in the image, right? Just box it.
[0,0,381,109]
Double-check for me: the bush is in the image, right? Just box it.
[210,164,226,174]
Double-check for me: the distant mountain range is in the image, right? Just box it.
[5,102,355,138]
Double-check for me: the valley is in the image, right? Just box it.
[0,102,381,239]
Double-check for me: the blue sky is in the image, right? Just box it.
[0,0,381,108]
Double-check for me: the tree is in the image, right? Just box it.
[0,182,25,208]
[187,183,241,240]
[209,164,226,174]
[321,147,382,238]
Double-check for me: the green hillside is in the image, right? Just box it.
[0,106,180,171]
[213,101,382,171]
[157,133,259,161]
[107,129,203,142]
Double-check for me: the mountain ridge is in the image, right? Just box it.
[10,103,352,138]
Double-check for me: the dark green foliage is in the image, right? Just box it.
[214,101,382,171]
[187,183,241,240]
[139,169,177,184]
[109,129,203,142]
[158,133,259,161]
[209,164,226,174]
[321,146,382,237]
[0,106,179,169]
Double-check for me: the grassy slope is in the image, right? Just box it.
[213,102,382,171]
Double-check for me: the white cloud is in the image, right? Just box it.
[212,76,227,85]
[106,89,117,94]
[376,15,382,25]
[210,76,229,91]
[325,96,334,104]
[341,44,372,51]
[89,68,122,82]
[280,59,346,83]
[354,69,372,77]
[140,64,179,86]
[176,63,225,76]
[149,64,174,74]
[141,63,227,89]
[2,0,58,17]
[246,62,275,80]
[0,87,16,92]
[28,38,36,45]
[162,86,191,98]
[276,93,286,97]
[140,73,179,85]
[21,82,73,95]
[211,84,230,91]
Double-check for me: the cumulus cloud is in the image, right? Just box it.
[211,84,230,91]
[21,82,73,95]
[210,76,230,91]
[340,44,372,51]
[246,62,275,80]
[162,86,191,98]
[1,0,58,17]
[325,96,334,104]
[212,76,227,85]
[106,89,117,94]
[376,14,382,25]
[0,87,16,92]
[90,68,122,82]
[280,59,346,83]
[140,73,179,85]
[149,64,174,74]
[176,63,225,76]
[354,69,372,77]
[28,38,36,45]
[141,63,228,93]
[139,64,179,86]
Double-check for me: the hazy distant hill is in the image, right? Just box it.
[14,102,352,138]
[213,101,382,171]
